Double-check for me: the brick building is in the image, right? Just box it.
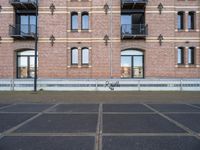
[0,0,200,79]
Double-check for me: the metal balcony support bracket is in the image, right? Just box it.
[49,35,55,47]
[104,3,109,15]
[0,5,2,12]
[0,36,2,44]
[104,35,109,46]
[158,3,163,14]
[158,34,164,46]
[49,3,55,15]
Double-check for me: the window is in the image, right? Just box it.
[16,14,36,35]
[177,47,184,64]
[71,48,78,65]
[17,50,36,78]
[188,12,195,30]
[188,47,195,64]
[121,50,144,78]
[81,12,89,30]
[177,12,184,30]
[71,12,78,30]
[82,48,89,64]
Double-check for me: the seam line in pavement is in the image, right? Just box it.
[143,104,200,140]
[0,103,59,140]
[184,103,200,110]
[6,133,96,136]
[102,133,192,136]
[96,103,103,150]
[0,103,17,110]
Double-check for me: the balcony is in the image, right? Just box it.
[121,0,148,9]
[9,0,38,10]
[121,24,148,39]
[9,24,36,40]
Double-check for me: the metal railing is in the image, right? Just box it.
[121,0,148,4]
[0,79,200,91]
[9,24,36,38]
[9,0,37,4]
[121,24,148,38]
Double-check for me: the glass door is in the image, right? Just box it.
[133,56,143,78]
[121,56,132,78]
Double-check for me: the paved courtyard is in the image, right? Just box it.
[0,103,200,150]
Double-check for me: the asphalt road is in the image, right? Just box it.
[0,103,200,150]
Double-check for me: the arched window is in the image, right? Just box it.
[71,12,78,30]
[17,50,36,78]
[81,12,89,30]
[121,49,144,78]
[177,12,184,30]
[82,48,89,64]
[71,48,78,65]
[188,12,195,30]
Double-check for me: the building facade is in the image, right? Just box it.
[0,0,200,79]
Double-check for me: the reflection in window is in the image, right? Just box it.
[177,47,184,64]
[17,50,36,78]
[188,47,195,64]
[71,48,78,65]
[188,12,195,30]
[177,12,184,30]
[82,48,89,64]
[82,12,89,30]
[71,12,78,30]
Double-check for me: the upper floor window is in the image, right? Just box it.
[81,12,89,30]
[16,14,36,34]
[188,47,195,64]
[82,48,89,64]
[177,47,184,64]
[177,12,184,30]
[71,12,78,30]
[71,48,78,65]
[188,12,195,30]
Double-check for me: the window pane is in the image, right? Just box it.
[72,13,78,30]
[121,15,132,34]
[18,57,28,78]
[72,48,78,64]
[178,13,184,30]
[82,48,89,64]
[178,48,184,64]
[188,12,194,30]
[82,14,89,30]
[133,56,143,78]
[121,56,132,78]
[188,48,195,64]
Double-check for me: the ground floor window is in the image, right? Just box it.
[17,50,36,79]
[121,50,144,78]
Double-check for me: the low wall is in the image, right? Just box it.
[0,79,200,91]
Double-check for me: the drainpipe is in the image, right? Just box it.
[109,0,113,78]
[34,0,38,92]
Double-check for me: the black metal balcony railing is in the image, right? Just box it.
[122,0,148,4]
[9,0,38,10]
[121,0,148,8]
[9,24,36,39]
[121,24,148,39]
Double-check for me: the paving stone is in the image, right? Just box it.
[103,136,200,150]
[103,104,153,112]
[15,114,98,133]
[0,114,36,133]
[148,104,200,112]
[0,136,95,150]
[166,114,200,133]
[0,104,53,112]
[48,104,99,112]
[103,114,186,133]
